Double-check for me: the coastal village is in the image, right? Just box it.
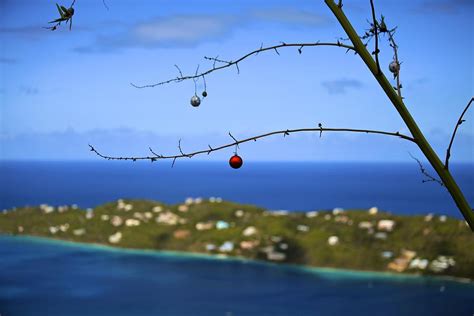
[1,198,472,280]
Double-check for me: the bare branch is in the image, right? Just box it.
[89,127,415,163]
[130,41,356,89]
[409,153,444,186]
[445,97,473,170]
[369,0,381,74]
[386,28,403,99]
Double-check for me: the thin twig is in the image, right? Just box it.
[130,42,356,88]
[387,28,402,99]
[369,0,381,74]
[89,127,415,163]
[445,97,473,170]
[409,152,444,186]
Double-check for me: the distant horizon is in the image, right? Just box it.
[1,159,474,164]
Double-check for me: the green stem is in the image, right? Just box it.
[325,0,474,231]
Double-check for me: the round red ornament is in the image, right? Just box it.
[229,154,243,169]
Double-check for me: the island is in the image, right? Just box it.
[1,198,473,281]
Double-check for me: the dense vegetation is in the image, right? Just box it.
[1,199,472,280]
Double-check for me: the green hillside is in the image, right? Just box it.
[1,199,472,280]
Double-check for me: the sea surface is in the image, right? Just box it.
[1,161,474,315]
[1,161,473,218]
[0,236,473,316]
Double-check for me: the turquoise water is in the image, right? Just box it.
[1,236,473,316]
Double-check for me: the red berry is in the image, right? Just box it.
[229,154,243,169]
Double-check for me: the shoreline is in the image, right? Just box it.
[3,234,472,285]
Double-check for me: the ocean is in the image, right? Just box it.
[1,161,473,218]
[1,161,474,315]
[0,236,473,316]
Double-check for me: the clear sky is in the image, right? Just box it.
[0,0,473,162]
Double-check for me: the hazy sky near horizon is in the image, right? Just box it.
[0,0,473,161]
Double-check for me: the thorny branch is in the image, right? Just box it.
[130,41,356,89]
[409,153,443,186]
[445,97,473,170]
[89,127,415,167]
[369,0,381,74]
[386,28,402,99]
[344,8,402,98]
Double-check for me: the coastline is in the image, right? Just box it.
[3,234,472,285]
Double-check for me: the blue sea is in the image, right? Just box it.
[0,161,473,217]
[0,236,473,316]
[1,161,474,315]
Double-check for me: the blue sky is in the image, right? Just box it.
[0,0,473,162]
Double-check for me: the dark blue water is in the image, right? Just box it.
[0,236,473,316]
[1,161,473,218]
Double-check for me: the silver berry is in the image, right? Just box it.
[389,61,400,74]
[190,95,201,107]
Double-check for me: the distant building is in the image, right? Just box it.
[374,232,387,240]
[328,236,339,246]
[409,258,429,270]
[205,244,216,251]
[388,249,417,272]
[267,251,286,261]
[178,205,189,212]
[173,229,190,239]
[219,241,234,252]
[242,226,257,237]
[332,208,344,215]
[216,221,230,230]
[156,211,180,225]
[429,256,456,273]
[111,216,123,227]
[297,225,309,232]
[358,221,373,229]
[108,232,122,244]
[240,240,259,250]
[368,207,378,215]
[73,228,86,236]
[195,222,214,231]
[269,210,289,216]
[125,218,140,227]
[381,251,393,259]
[377,220,395,232]
[334,216,349,224]
[152,205,163,213]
